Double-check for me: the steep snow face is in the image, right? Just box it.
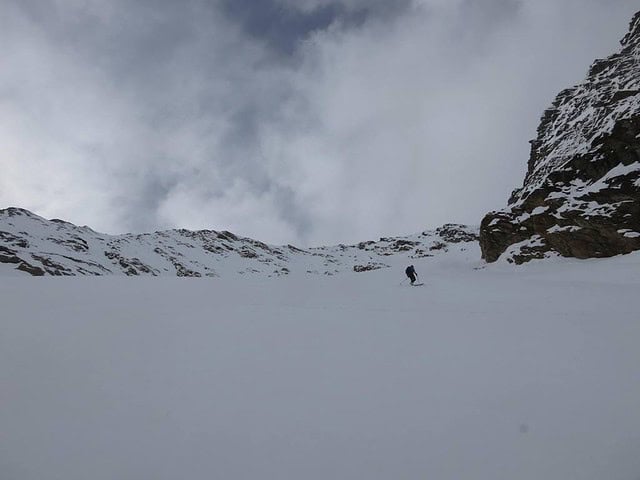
[0,207,479,276]
[480,11,640,264]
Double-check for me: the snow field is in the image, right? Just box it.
[1,251,640,480]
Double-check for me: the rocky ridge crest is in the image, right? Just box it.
[480,11,640,263]
[0,207,478,276]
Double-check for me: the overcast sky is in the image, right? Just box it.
[1,0,638,245]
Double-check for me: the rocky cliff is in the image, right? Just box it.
[0,207,478,276]
[480,11,640,264]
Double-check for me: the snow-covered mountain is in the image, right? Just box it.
[6,11,640,272]
[480,10,640,264]
[0,207,478,276]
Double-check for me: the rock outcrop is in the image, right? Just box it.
[480,11,640,264]
[0,207,478,276]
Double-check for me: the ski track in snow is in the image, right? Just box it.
[1,247,640,480]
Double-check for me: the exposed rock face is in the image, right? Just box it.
[0,207,479,276]
[480,11,640,264]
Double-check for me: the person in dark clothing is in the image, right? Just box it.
[405,265,417,285]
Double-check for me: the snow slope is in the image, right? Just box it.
[1,247,639,480]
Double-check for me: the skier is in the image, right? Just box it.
[405,265,418,285]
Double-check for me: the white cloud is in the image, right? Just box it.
[0,0,638,245]
[253,0,637,244]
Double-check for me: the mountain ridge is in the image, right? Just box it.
[480,9,640,263]
[0,207,479,276]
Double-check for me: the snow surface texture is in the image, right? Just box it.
[0,207,477,277]
[1,248,640,480]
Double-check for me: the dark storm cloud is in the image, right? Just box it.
[221,0,414,57]
[222,0,351,56]
[460,0,522,25]
[1,0,639,244]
